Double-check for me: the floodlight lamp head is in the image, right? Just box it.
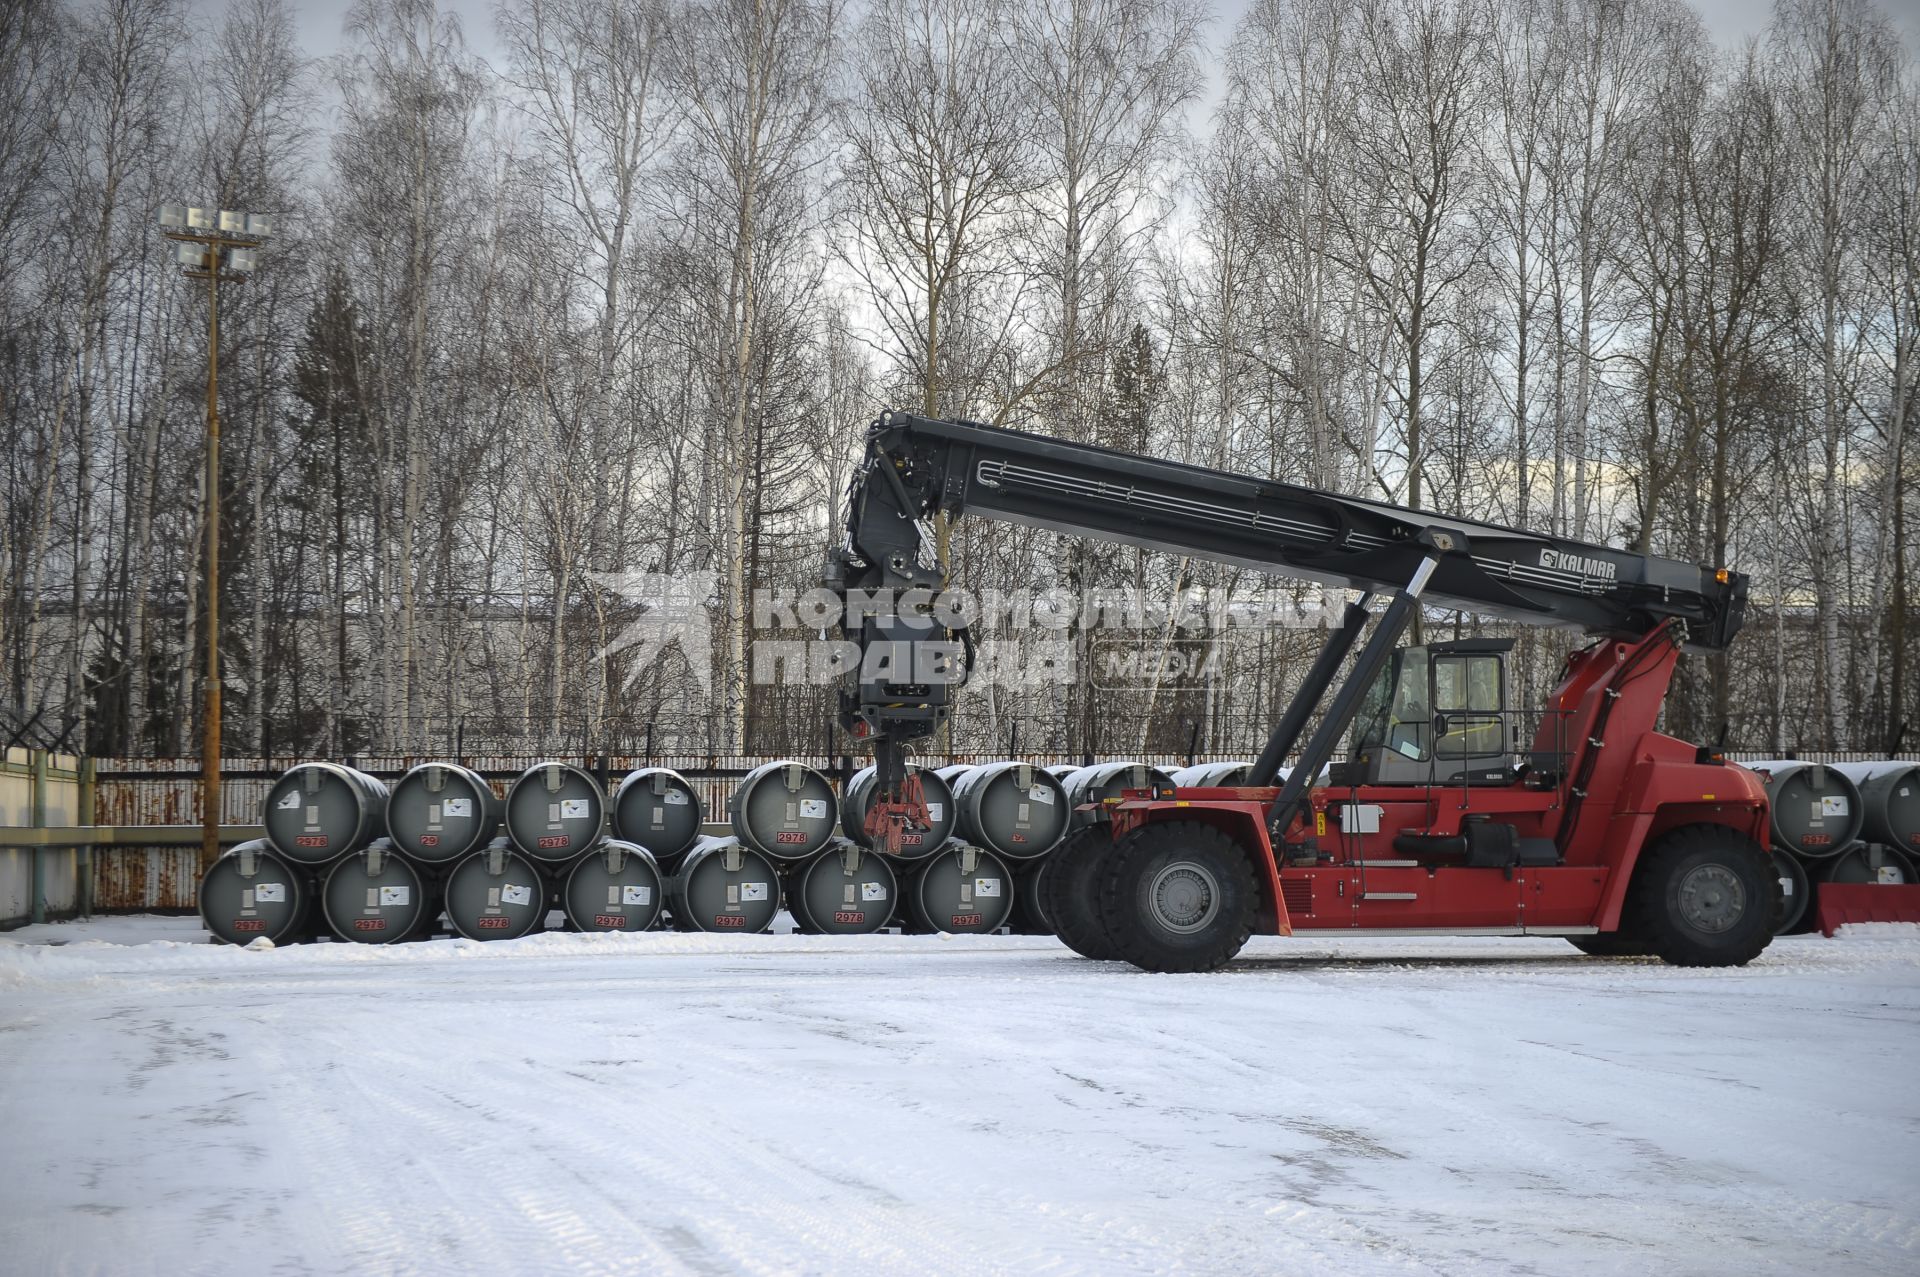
[158,204,187,230]
[219,210,246,234]
[186,207,214,230]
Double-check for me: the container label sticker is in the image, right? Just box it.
[664,790,689,805]
[861,882,888,901]
[1028,786,1054,804]
[975,877,1002,897]
[623,885,652,905]
[275,791,302,810]
[1879,866,1902,885]
[799,798,828,820]
[739,882,769,902]
[926,802,944,821]
[560,798,592,820]
[253,883,285,903]
[1779,878,1793,896]
[501,883,534,907]
[379,885,411,907]
[1820,796,1849,817]
[442,798,472,818]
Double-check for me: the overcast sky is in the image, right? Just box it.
[228,0,1920,93]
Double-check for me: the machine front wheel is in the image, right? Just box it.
[1044,829,1124,961]
[1097,821,1258,973]
[1626,824,1777,968]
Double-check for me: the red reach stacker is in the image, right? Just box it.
[825,412,1773,972]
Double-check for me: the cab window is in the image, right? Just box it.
[1433,654,1504,758]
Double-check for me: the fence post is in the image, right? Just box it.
[29,748,46,926]
[78,756,95,918]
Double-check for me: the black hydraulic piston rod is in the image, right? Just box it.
[1247,596,1373,787]
[1266,546,1446,841]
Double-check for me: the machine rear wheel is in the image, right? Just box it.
[1098,821,1257,973]
[1044,829,1123,960]
[1626,824,1776,968]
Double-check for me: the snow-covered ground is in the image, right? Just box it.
[2,918,1917,1277]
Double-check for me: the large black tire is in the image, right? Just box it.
[1626,824,1778,968]
[1044,828,1123,960]
[1566,933,1651,957]
[1097,821,1258,973]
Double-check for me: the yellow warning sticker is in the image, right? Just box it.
[1315,811,1327,837]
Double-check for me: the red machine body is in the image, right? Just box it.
[1110,625,1767,938]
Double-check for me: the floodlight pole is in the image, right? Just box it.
[202,254,222,876]
[163,225,259,873]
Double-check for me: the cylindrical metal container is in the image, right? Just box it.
[444,839,549,941]
[1769,847,1810,936]
[199,839,309,945]
[505,761,607,861]
[1046,764,1083,780]
[668,837,782,933]
[1820,843,1918,886]
[1062,761,1174,827]
[786,841,898,935]
[562,839,664,933]
[840,764,955,857]
[949,761,1069,860]
[1832,761,1920,855]
[1742,761,1865,858]
[1170,761,1255,787]
[385,762,500,863]
[321,840,429,944]
[262,762,389,863]
[730,761,837,861]
[610,767,703,863]
[904,843,1013,934]
[1009,855,1055,935]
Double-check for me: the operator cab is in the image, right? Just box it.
[1338,638,1516,786]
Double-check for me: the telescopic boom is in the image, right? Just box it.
[824,411,1748,833]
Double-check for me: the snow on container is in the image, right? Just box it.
[505,761,607,861]
[562,839,663,933]
[386,762,500,863]
[840,764,954,858]
[1819,843,1917,887]
[786,841,897,935]
[610,767,703,863]
[261,762,388,864]
[730,761,837,861]
[1831,761,1920,855]
[1046,764,1082,780]
[1061,761,1174,827]
[1170,761,1255,787]
[1741,761,1864,858]
[904,843,1013,934]
[949,761,1069,860]
[444,839,549,940]
[199,839,309,945]
[668,836,781,933]
[1769,848,1810,935]
[321,840,430,944]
